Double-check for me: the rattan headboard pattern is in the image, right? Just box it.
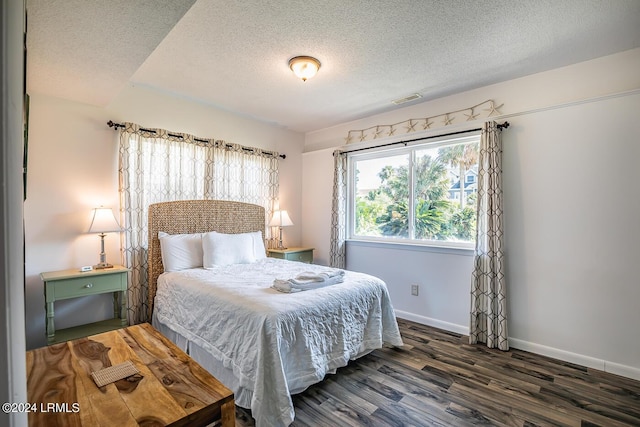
[147,199,265,318]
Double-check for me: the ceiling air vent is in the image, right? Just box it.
[391,93,422,105]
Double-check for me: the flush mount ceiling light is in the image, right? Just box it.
[288,56,321,82]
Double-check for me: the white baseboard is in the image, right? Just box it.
[604,360,640,381]
[395,310,640,382]
[508,338,604,370]
[395,310,469,336]
[509,338,640,381]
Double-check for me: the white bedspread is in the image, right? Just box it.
[153,258,403,427]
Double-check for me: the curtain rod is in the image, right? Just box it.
[107,120,286,159]
[334,121,510,156]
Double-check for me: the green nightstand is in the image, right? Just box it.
[40,265,130,345]
[267,247,314,263]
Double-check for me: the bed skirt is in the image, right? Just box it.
[152,312,376,414]
[152,312,257,409]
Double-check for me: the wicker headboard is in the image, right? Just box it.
[147,199,265,318]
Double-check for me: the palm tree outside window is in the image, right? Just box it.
[349,134,480,247]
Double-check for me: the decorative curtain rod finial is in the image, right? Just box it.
[107,120,124,130]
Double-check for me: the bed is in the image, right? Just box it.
[147,200,403,427]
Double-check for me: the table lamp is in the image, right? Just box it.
[88,206,121,269]
[269,210,293,250]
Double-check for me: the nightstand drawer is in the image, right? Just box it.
[268,247,314,264]
[288,251,313,263]
[50,274,124,300]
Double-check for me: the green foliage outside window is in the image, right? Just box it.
[354,140,479,243]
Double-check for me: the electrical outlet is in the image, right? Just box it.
[411,284,419,296]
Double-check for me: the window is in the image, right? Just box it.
[348,134,480,247]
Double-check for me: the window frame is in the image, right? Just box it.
[346,133,481,250]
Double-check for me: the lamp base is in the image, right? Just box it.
[95,233,114,269]
[94,262,114,270]
[276,227,287,250]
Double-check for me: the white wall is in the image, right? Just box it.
[504,94,640,378]
[299,147,334,265]
[301,48,640,379]
[24,85,304,349]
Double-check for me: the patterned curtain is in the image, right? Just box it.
[469,121,508,350]
[208,141,279,211]
[329,150,347,268]
[118,122,280,324]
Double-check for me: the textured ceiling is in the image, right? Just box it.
[26,0,198,106]
[27,0,640,133]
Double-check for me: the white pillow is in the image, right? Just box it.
[158,231,203,272]
[203,231,258,267]
[250,231,267,260]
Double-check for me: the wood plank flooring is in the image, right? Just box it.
[235,318,640,426]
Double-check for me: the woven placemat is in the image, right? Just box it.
[91,361,140,387]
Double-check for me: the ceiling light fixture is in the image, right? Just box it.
[288,56,321,82]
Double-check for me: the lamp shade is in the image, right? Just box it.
[88,207,121,233]
[269,210,293,227]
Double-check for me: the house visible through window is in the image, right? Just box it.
[348,134,480,247]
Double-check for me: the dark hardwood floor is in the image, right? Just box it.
[235,318,640,426]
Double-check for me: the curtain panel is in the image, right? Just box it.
[329,150,348,268]
[469,121,508,350]
[118,122,280,323]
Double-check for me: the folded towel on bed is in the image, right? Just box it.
[294,270,345,281]
[272,270,345,293]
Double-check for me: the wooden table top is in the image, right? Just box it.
[26,323,234,427]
